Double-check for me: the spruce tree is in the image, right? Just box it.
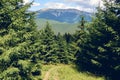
[39,22,58,64]
[55,33,70,64]
[76,0,120,80]
[0,0,41,79]
[63,33,77,63]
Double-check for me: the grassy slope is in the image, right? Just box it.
[41,64,105,80]
[35,19,79,34]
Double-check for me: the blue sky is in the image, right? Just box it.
[23,0,103,12]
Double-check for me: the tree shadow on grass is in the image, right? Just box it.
[74,63,120,80]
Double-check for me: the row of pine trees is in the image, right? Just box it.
[0,0,120,80]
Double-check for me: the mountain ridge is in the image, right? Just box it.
[36,8,93,23]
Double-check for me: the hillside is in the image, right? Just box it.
[35,19,79,34]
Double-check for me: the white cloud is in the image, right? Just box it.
[32,2,40,6]
[75,6,95,12]
[23,0,30,4]
[45,2,67,9]
[45,2,78,10]
[44,2,96,12]
[89,0,100,6]
[65,0,103,7]
[23,0,40,6]
[63,0,104,12]
[90,0,104,7]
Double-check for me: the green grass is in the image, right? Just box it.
[41,64,105,80]
[35,19,79,34]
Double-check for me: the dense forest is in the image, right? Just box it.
[0,0,120,80]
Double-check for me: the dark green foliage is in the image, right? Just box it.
[38,22,58,63]
[0,0,41,79]
[63,33,74,43]
[78,16,86,30]
[37,22,75,64]
[75,0,120,80]
[1,0,119,80]
[55,33,72,64]
[66,42,77,63]
[63,33,77,63]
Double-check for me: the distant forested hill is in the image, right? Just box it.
[36,9,93,23]
[35,19,79,34]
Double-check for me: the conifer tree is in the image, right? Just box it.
[55,33,70,64]
[0,0,41,79]
[63,33,77,63]
[39,22,58,63]
[78,16,86,30]
[76,0,120,80]
[63,33,73,43]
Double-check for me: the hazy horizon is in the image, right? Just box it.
[23,0,103,13]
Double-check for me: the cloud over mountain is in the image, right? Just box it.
[42,0,103,12]
[24,0,103,12]
[23,0,40,6]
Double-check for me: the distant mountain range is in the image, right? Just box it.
[36,9,93,23]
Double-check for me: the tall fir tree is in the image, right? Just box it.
[0,0,41,79]
[38,22,58,64]
[76,0,120,80]
[63,33,77,63]
[55,32,70,64]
